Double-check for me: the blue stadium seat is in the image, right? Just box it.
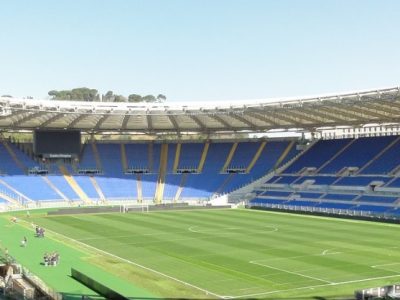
[320,136,396,174]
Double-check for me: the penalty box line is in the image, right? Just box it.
[249,260,334,284]
[19,220,228,299]
[371,262,400,270]
[233,274,400,299]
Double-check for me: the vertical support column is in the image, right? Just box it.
[173,143,181,173]
[220,142,238,173]
[154,144,168,204]
[246,141,267,173]
[197,142,210,173]
[120,144,128,172]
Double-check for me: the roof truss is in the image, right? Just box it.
[39,113,66,128]
[0,87,399,133]
[13,111,47,127]
[167,115,180,132]
[94,114,110,130]
[67,114,88,129]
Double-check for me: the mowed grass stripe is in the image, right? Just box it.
[90,213,290,291]
[35,210,394,294]
[91,211,332,284]
[36,211,324,294]
[38,215,282,292]
[33,209,400,298]
[39,211,390,272]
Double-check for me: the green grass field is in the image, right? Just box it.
[19,208,400,299]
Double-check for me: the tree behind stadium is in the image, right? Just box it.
[48,88,166,103]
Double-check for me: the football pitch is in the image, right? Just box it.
[30,208,400,299]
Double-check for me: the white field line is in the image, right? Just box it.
[371,262,400,268]
[78,224,278,242]
[80,225,279,247]
[20,220,226,299]
[79,227,245,243]
[331,274,400,285]
[188,226,239,233]
[157,224,277,244]
[236,287,261,292]
[233,274,400,299]
[189,224,278,234]
[321,249,341,255]
[78,226,239,241]
[78,231,172,241]
[321,249,329,255]
[249,260,334,284]
[253,250,342,265]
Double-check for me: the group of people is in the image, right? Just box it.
[8,215,61,267]
[43,252,60,267]
[35,225,45,238]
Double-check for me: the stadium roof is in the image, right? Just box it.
[0,87,400,134]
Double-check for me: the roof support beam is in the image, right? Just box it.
[167,115,180,132]
[285,109,325,123]
[334,104,392,121]
[246,112,279,126]
[0,110,27,120]
[321,106,360,120]
[94,114,109,130]
[364,102,398,117]
[121,114,130,130]
[379,100,400,111]
[67,114,88,129]
[209,115,231,128]
[350,105,391,119]
[39,113,66,128]
[187,115,207,130]
[13,111,47,127]
[228,113,258,129]
[147,115,153,131]
[309,106,354,123]
[270,110,301,126]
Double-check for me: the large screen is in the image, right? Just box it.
[34,130,81,157]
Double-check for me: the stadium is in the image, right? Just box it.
[1,87,400,299]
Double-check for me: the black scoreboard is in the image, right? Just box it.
[33,130,81,158]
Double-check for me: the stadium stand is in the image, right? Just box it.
[249,135,400,218]
[2,87,400,219]
[2,132,400,220]
[0,139,299,206]
[319,136,396,174]
[284,138,352,174]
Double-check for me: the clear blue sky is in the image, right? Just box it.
[1,0,400,102]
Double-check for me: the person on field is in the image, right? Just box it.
[43,252,49,266]
[21,236,27,247]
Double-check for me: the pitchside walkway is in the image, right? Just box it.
[0,214,153,299]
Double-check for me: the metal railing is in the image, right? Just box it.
[249,202,400,220]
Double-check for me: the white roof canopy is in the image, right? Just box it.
[0,87,399,134]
